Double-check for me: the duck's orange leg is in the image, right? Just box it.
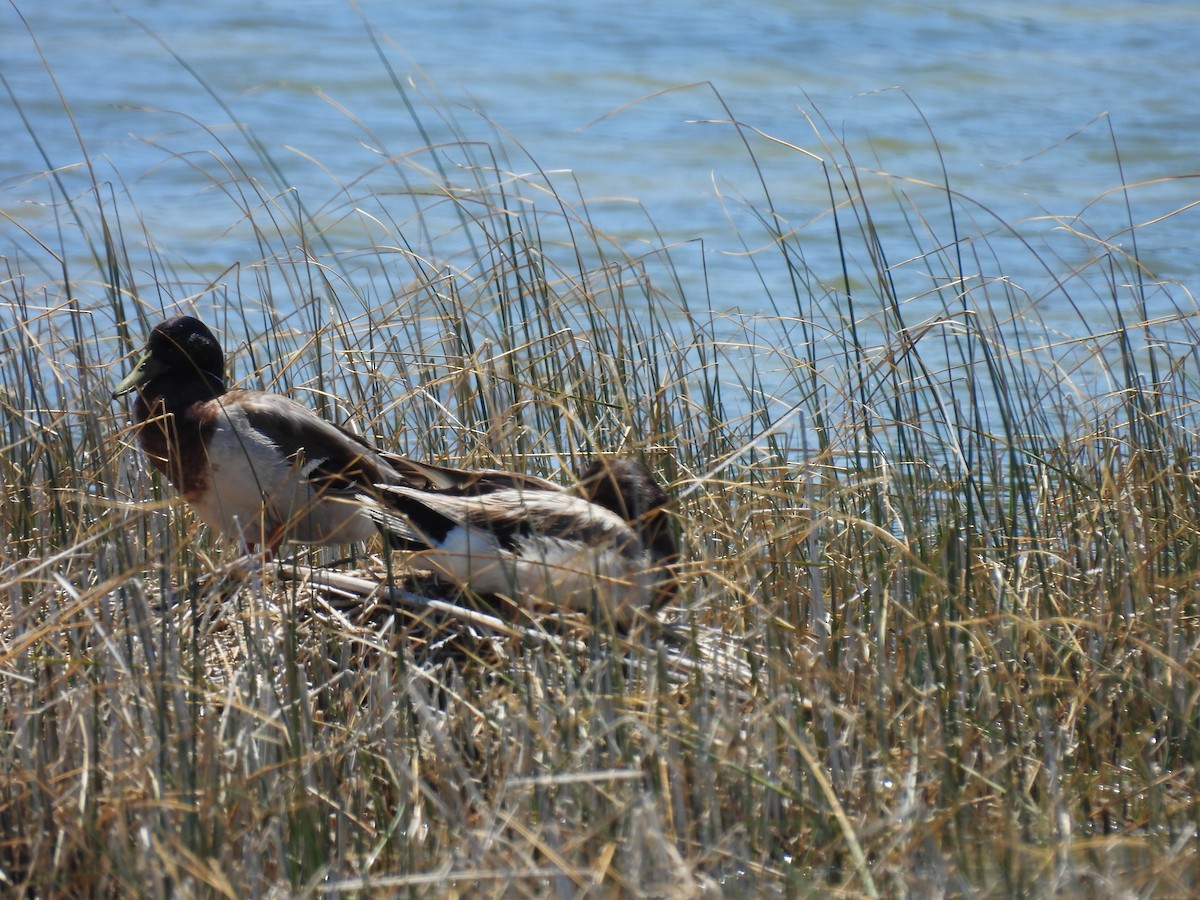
[244,526,284,562]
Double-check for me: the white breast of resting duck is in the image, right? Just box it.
[188,402,379,548]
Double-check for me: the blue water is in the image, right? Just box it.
[3,0,1199,407]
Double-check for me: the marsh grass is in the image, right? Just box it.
[2,47,1200,897]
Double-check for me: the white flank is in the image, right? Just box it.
[190,405,375,546]
[387,489,654,618]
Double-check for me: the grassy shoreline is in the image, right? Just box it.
[3,50,1200,896]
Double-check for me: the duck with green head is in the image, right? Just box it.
[115,316,679,613]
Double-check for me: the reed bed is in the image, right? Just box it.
[2,55,1199,897]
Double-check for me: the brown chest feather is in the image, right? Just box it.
[136,398,216,500]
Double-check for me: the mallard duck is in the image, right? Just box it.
[365,482,674,619]
[115,317,682,613]
[112,316,557,553]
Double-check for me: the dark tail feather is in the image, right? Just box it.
[361,485,461,551]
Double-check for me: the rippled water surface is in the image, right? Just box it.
[3,1,1198,350]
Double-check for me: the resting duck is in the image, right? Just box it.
[113,316,556,553]
[365,480,677,619]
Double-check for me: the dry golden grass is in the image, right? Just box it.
[2,57,1200,896]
